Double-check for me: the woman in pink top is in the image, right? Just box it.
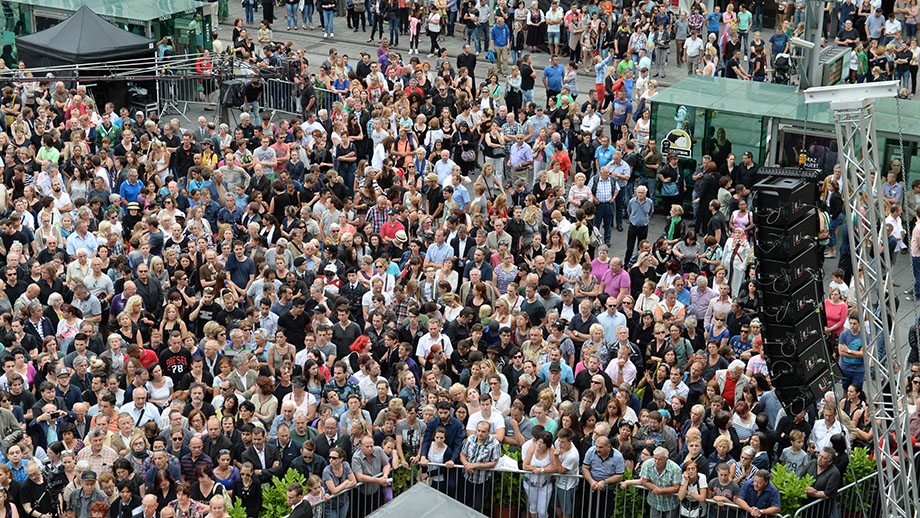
[823,287,848,344]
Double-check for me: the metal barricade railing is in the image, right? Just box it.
[792,471,880,518]
[373,461,785,518]
[257,77,338,119]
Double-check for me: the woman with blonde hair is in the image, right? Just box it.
[531,387,560,420]
[635,280,660,313]
[491,193,509,219]
[492,298,512,326]
[159,303,188,336]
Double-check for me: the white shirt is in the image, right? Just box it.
[466,410,506,434]
[416,332,454,359]
[809,418,848,451]
[555,444,581,490]
[685,37,704,57]
[579,112,601,138]
[254,445,266,469]
[282,391,317,417]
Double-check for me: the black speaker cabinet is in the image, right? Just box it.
[767,338,835,388]
[757,244,821,294]
[220,80,246,108]
[774,371,836,416]
[753,177,816,226]
[754,209,819,260]
[761,309,824,349]
[761,278,822,325]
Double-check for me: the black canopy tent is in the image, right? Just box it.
[16,5,155,67]
[15,5,156,112]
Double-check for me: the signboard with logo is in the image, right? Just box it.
[661,128,692,158]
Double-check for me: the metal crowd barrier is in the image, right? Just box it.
[260,77,338,119]
[791,470,880,518]
[337,461,785,518]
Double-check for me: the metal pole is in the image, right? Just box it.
[806,80,919,518]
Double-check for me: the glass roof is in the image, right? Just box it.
[7,0,207,22]
[652,76,920,137]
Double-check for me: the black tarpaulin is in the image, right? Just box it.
[16,5,154,68]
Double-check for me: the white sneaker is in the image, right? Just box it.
[323,33,327,37]
[331,32,334,37]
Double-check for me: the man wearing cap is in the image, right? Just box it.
[380,209,405,244]
[54,366,83,408]
[69,470,107,518]
[536,363,575,404]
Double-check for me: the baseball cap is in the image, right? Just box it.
[549,364,562,372]
[81,471,97,482]
[57,367,72,377]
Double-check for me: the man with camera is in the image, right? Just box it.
[21,461,55,518]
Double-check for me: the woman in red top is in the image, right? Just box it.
[823,287,848,347]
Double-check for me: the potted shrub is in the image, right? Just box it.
[492,445,525,518]
[261,468,309,518]
[613,468,644,518]
[841,446,878,517]
[770,463,815,516]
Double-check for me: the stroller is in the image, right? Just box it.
[773,53,791,84]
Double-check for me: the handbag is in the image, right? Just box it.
[662,181,678,196]
[461,149,476,162]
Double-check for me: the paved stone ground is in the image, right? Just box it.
[204,2,920,365]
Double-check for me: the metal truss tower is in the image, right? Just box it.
[804,81,918,518]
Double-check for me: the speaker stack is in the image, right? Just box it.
[752,175,838,416]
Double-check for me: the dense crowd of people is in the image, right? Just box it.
[2,0,917,517]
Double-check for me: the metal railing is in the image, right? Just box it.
[259,77,338,119]
[330,459,786,518]
[792,470,879,518]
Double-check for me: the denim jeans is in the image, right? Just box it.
[479,24,490,51]
[303,3,314,25]
[511,49,519,67]
[522,89,534,104]
[245,2,255,23]
[466,26,480,52]
[753,4,763,30]
[640,176,657,199]
[325,502,348,518]
[614,186,627,227]
[389,18,400,44]
[913,256,920,296]
[447,9,457,35]
[596,201,614,243]
[897,68,911,90]
[246,101,260,118]
[285,3,297,28]
[323,9,335,34]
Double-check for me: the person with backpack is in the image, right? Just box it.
[588,166,617,245]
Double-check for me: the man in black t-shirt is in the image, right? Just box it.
[708,200,728,246]
[190,287,221,340]
[725,50,748,80]
[835,20,860,48]
[21,462,53,518]
[158,332,193,385]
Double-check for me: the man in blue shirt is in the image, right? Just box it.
[425,229,453,266]
[594,135,615,171]
[625,185,654,265]
[224,241,256,296]
[735,470,782,518]
[581,436,625,518]
[450,173,471,211]
[118,169,142,204]
[542,55,565,100]
[490,16,511,75]
[769,25,789,60]
[707,5,721,34]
